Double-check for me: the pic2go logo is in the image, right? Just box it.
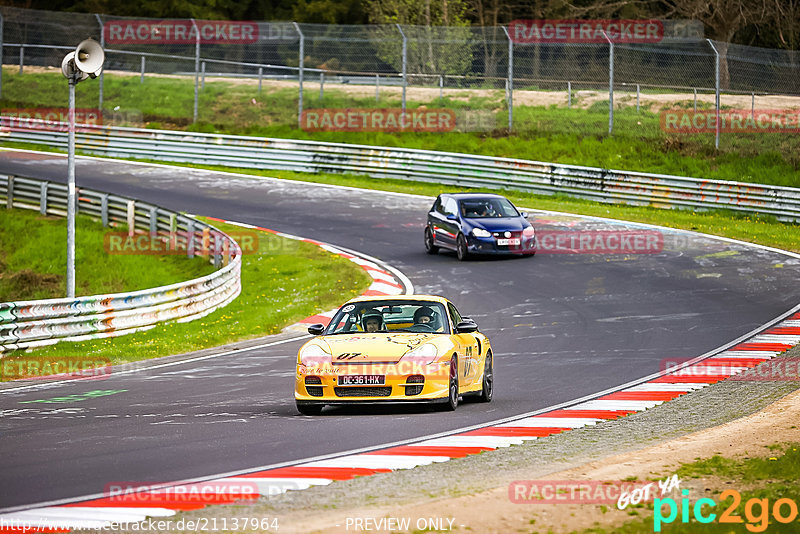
[654,489,799,532]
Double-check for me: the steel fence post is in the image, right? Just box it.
[602,31,614,135]
[140,55,145,83]
[568,81,571,108]
[319,71,324,100]
[751,92,755,119]
[502,25,513,131]
[191,19,200,123]
[375,73,379,102]
[293,22,304,128]
[396,24,407,113]
[707,39,720,149]
[149,206,157,235]
[693,88,697,112]
[67,77,77,298]
[100,193,108,226]
[258,66,263,93]
[169,213,177,250]
[201,61,206,90]
[95,14,104,113]
[40,182,47,215]
[187,219,195,259]
[19,45,23,75]
[6,175,13,209]
[214,233,221,269]
[126,199,135,237]
[636,84,640,113]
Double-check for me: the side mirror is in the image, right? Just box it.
[307,323,325,335]
[446,213,458,221]
[520,212,528,219]
[455,320,478,334]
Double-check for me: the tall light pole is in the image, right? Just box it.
[61,39,104,298]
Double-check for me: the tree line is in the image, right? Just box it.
[1,0,798,50]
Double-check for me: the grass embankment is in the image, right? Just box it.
[0,207,215,300]
[3,70,800,187]
[1,215,372,375]
[585,443,800,533]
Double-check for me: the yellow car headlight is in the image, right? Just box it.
[401,343,438,365]
[298,343,331,367]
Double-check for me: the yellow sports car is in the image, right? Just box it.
[295,295,494,415]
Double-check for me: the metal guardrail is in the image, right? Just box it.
[2,118,800,222]
[0,174,242,353]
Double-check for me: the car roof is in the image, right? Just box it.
[344,294,451,306]
[442,192,510,201]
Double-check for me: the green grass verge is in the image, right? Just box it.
[0,207,215,300]
[2,218,372,375]
[3,70,800,187]
[581,443,800,533]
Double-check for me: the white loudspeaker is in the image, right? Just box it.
[74,39,104,78]
[61,52,85,80]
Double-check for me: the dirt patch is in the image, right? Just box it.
[0,268,62,300]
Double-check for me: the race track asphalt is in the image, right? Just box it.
[1,151,798,509]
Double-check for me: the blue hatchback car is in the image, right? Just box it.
[424,193,537,260]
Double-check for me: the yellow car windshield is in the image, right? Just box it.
[326,301,449,335]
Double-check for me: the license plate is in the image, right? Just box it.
[338,375,385,386]
[497,238,520,246]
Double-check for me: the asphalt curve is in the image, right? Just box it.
[1,151,799,510]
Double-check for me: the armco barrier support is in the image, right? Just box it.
[2,118,799,222]
[0,175,242,353]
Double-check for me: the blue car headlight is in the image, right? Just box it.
[472,228,492,238]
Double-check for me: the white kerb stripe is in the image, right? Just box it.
[496,417,601,428]
[749,334,800,344]
[714,351,779,358]
[299,454,450,470]
[222,220,257,229]
[670,365,748,376]
[367,270,398,284]
[566,399,663,411]
[411,436,531,448]
[210,477,332,493]
[781,320,800,327]
[626,383,709,392]
[368,281,404,295]
[348,257,382,270]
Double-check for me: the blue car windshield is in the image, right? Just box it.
[460,198,520,218]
